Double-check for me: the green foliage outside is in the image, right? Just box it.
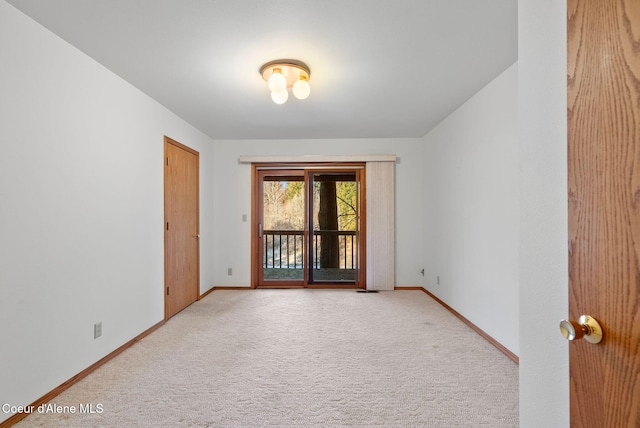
[263,179,357,231]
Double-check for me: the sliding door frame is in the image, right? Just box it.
[251,162,366,289]
[255,168,307,288]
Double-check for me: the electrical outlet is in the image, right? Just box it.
[242,214,247,222]
[437,275,440,285]
[94,322,102,339]
[228,268,233,276]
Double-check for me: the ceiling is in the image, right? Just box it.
[6,0,518,140]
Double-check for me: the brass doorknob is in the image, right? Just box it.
[559,315,603,344]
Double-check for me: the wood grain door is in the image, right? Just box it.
[567,1,640,426]
[164,137,199,319]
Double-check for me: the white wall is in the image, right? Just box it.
[518,0,569,427]
[0,2,215,423]
[211,138,425,288]
[422,63,519,355]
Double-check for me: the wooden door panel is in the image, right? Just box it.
[567,0,640,426]
[164,137,199,319]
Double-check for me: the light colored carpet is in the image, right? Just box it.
[15,290,518,427]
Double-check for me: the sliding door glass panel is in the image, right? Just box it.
[262,175,305,281]
[310,172,357,283]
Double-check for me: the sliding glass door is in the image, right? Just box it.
[259,171,306,284]
[309,172,358,283]
[253,165,363,288]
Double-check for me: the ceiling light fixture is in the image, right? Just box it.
[260,60,311,105]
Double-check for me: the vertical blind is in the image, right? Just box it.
[365,161,395,290]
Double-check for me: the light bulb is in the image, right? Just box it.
[271,89,288,104]
[268,69,287,92]
[292,78,311,100]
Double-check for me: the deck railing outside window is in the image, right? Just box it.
[263,230,356,270]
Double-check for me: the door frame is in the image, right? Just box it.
[251,162,366,289]
[255,168,307,288]
[164,136,200,319]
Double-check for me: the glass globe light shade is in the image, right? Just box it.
[270,89,288,104]
[268,71,287,92]
[292,79,311,100]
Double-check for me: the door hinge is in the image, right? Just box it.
[167,287,170,295]
[166,157,169,166]
[166,222,169,231]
